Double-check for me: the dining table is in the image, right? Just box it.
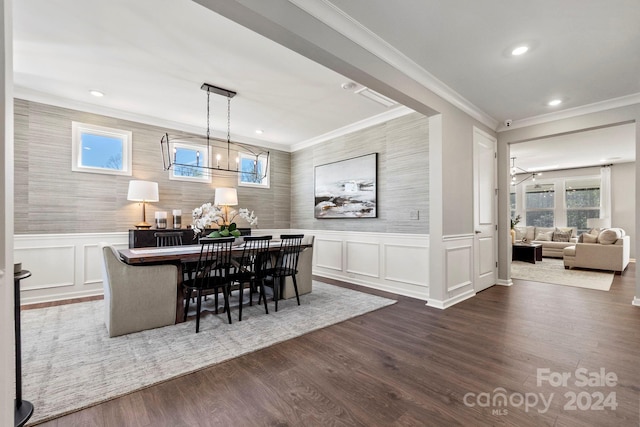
[118,240,309,324]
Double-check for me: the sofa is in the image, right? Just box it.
[563,228,630,274]
[514,226,578,258]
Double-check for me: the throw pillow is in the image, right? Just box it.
[514,226,526,241]
[598,228,621,245]
[556,227,574,238]
[535,231,553,242]
[552,230,571,242]
[582,233,598,244]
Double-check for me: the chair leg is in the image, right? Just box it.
[274,277,281,312]
[214,291,219,314]
[291,275,300,306]
[195,289,202,333]
[224,286,232,324]
[238,282,244,321]
[257,278,269,314]
[184,289,191,322]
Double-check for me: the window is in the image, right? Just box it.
[72,122,132,176]
[525,183,554,227]
[170,143,211,183]
[238,152,269,188]
[566,177,600,234]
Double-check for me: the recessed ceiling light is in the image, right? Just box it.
[89,90,104,97]
[341,82,357,90]
[548,99,562,106]
[511,46,529,56]
[255,129,264,135]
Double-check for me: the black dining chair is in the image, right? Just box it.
[154,231,184,247]
[183,237,235,333]
[229,235,272,321]
[260,234,304,312]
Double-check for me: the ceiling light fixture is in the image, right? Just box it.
[548,99,562,106]
[160,83,269,180]
[255,129,264,134]
[511,46,529,56]
[89,90,104,97]
[510,157,540,186]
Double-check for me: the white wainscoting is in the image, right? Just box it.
[15,230,430,304]
[430,234,476,309]
[283,230,429,300]
[14,233,129,304]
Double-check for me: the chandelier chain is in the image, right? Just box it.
[227,96,231,143]
[206,90,211,143]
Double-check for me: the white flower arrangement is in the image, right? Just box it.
[191,202,258,237]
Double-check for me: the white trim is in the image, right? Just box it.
[496,278,513,286]
[632,297,640,307]
[291,106,413,151]
[288,0,499,130]
[497,92,640,131]
[426,289,476,310]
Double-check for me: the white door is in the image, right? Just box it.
[473,127,497,292]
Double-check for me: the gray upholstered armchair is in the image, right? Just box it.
[99,243,178,337]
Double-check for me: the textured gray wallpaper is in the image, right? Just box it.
[291,112,429,234]
[14,99,291,234]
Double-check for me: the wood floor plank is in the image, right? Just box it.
[35,264,639,426]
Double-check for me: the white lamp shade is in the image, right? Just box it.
[127,180,159,202]
[214,187,238,206]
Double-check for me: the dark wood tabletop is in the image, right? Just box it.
[118,240,304,265]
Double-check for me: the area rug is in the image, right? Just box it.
[21,281,396,425]
[511,258,614,291]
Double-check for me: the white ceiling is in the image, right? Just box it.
[12,0,640,167]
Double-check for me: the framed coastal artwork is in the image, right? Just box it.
[314,153,377,219]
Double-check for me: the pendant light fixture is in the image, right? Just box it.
[510,157,539,185]
[160,83,269,179]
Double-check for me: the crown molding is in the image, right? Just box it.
[497,92,640,132]
[13,86,291,152]
[288,0,499,130]
[291,106,414,152]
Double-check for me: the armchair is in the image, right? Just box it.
[99,243,178,337]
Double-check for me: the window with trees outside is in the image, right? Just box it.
[525,183,555,227]
[72,122,132,176]
[565,177,600,234]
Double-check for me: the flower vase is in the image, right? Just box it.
[510,228,516,244]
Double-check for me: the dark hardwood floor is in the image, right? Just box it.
[36,264,639,426]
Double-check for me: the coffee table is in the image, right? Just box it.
[512,243,543,264]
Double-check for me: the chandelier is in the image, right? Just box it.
[160,83,269,180]
[510,157,540,186]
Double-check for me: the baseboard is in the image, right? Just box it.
[496,278,513,286]
[632,297,640,307]
[426,289,476,309]
[313,271,428,301]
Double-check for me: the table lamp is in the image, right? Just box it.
[214,187,238,226]
[127,180,159,229]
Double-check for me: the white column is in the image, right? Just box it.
[0,0,15,424]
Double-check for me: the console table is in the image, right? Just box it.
[128,228,251,248]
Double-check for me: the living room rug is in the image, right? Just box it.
[21,281,396,425]
[511,258,614,291]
